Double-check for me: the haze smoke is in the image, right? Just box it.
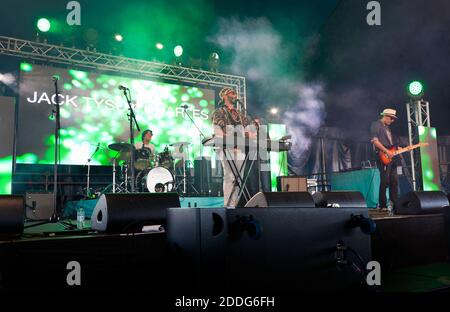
[211,17,325,165]
[0,72,15,86]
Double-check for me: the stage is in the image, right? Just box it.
[1,206,449,293]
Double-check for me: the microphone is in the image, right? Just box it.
[95,142,100,153]
[180,104,189,109]
[52,75,59,82]
[118,85,128,91]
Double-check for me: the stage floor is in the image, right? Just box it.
[1,208,449,293]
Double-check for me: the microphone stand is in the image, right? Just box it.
[236,100,262,193]
[85,144,100,199]
[51,76,61,222]
[122,88,140,193]
[183,106,206,195]
[24,76,63,228]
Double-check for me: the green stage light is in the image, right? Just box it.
[407,80,424,98]
[156,43,164,50]
[37,18,51,32]
[114,34,123,42]
[20,62,33,72]
[174,45,183,57]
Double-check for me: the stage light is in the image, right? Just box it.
[37,18,51,32]
[208,52,220,72]
[156,43,164,50]
[270,107,279,115]
[114,34,123,42]
[210,52,219,61]
[174,45,183,57]
[20,62,33,72]
[407,80,424,98]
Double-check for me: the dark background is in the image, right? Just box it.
[0,0,449,137]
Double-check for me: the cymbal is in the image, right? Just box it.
[169,141,190,147]
[108,142,133,152]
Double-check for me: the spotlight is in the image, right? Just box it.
[208,52,220,72]
[407,80,424,99]
[37,18,51,32]
[174,45,183,58]
[209,52,219,61]
[114,34,123,42]
[20,62,33,72]
[156,43,164,50]
[270,107,279,115]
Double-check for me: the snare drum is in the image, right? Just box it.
[142,166,174,193]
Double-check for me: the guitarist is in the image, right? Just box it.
[370,108,399,211]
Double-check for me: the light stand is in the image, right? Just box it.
[121,87,140,193]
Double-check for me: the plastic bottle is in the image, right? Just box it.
[77,207,85,229]
[387,200,394,216]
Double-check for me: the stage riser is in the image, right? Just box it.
[167,207,372,292]
[0,233,168,291]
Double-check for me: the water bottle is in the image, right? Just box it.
[387,200,394,216]
[77,207,85,229]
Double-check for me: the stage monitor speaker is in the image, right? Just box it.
[312,191,367,208]
[91,193,180,232]
[244,191,314,208]
[25,192,54,220]
[276,176,307,192]
[395,191,449,215]
[0,195,24,236]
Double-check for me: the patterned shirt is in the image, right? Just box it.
[212,106,250,134]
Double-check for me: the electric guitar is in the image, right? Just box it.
[378,142,429,165]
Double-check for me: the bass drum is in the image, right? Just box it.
[144,166,174,193]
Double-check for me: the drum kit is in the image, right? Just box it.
[107,141,191,194]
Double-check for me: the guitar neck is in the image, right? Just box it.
[394,143,426,155]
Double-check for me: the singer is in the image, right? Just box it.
[212,87,251,207]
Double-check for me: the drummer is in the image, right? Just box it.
[135,129,156,156]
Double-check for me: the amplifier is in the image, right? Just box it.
[25,192,54,220]
[276,176,307,192]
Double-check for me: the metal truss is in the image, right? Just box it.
[406,99,431,191]
[0,36,247,109]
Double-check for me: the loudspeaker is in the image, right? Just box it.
[0,195,24,236]
[25,192,54,220]
[276,176,307,192]
[194,157,212,195]
[91,193,180,232]
[312,191,367,208]
[395,191,449,215]
[244,191,315,207]
[443,206,450,258]
[167,206,372,292]
[167,208,228,290]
